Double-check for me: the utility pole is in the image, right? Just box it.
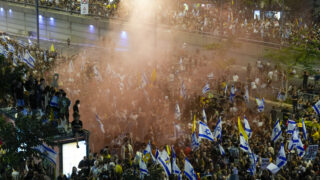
[35,0,40,48]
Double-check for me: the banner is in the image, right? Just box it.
[304,145,318,161]
[81,0,89,15]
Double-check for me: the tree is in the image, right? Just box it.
[0,112,60,170]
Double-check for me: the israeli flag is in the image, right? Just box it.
[7,43,15,53]
[248,148,257,175]
[256,97,265,112]
[244,86,249,103]
[175,103,181,120]
[302,118,307,140]
[23,50,35,69]
[287,120,296,134]
[0,45,8,58]
[213,117,222,141]
[240,133,250,152]
[34,144,57,164]
[313,100,320,115]
[271,119,282,142]
[199,121,214,142]
[1,35,7,42]
[95,114,105,134]
[139,156,149,178]
[230,85,235,102]
[296,138,305,157]
[218,144,225,156]
[18,40,28,48]
[202,109,207,123]
[184,158,197,180]
[158,150,171,178]
[288,128,299,151]
[243,116,252,138]
[180,81,187,99]
[276,143,287,168]
[155,149,160,161]
[202,82,210,94]
[191,131,199,151]
[143,142,155,162]
[172,146,182,180]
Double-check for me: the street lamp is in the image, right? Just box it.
[35,0,40,48]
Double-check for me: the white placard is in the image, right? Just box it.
[81,0,89,15]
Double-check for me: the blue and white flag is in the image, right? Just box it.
[17,39,28,48]
[288,128,299,151]
[34,144,57,164]
[180,81,187,99]
[243,116,252,139]
[313,100,320,115]
[28,39,32,46]
[191,131,199,151]
[202,82,210,94]
[202,109,207,123]
[7,43,15,53]
[12,55,19,66]
[155,149,160,161]
[256,97,265,112]
[287,120,296,134]
[0,45,8,58]
[218,144,225,156]
[184,158,197,180]
[240,133,250,152]
[302,118,307,140]
[213,117,222,141]
[248,148,257,175]
[143,142,155,162]
[244,86,249,103]
[172,146,182,180]
[1,35,7,42]
[49,95,59,108]
[230,85,235,102]
[199,121,214,142]
[276,143,287,168]
[139,156,149,178]
[23,50,35,68]
[158,150,171,178]
[271,119,282,142]
[175,103,181,120]
[267,163,280,174]
[95,114,105,134]
[296,138,305,157]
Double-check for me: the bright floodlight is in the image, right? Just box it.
[50,17,54,21]
[39,15,42,19]
[8,9,12,13]
[0,8,3,12]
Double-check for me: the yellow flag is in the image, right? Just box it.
[151,68,156,83]
[232,0,234,5]
[50,43,55,52]
[192,114,196,133]
[238,117,248,141]
[166,145,170,156]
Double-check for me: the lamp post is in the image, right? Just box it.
[35,0,40,48]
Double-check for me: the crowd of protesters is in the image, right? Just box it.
[33,38,320,179]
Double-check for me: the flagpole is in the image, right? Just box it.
[35,0,40,48]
